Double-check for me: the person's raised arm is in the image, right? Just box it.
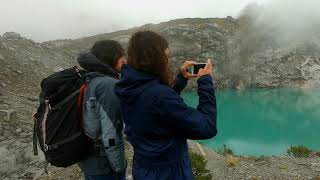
[156,59,217,139]
[172,60,196,94]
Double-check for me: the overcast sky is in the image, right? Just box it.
[0,0,269,42]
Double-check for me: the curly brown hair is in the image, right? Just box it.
[127,30,172,85]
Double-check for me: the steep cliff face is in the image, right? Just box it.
[223,3,320,89]
[223,41,320,89]
[234,48,320,89]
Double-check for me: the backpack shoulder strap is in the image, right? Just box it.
[33,113,38,156]
[78,82,88,131]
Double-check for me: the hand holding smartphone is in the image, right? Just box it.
[180,60,197,79]
[181,59,213,78]
[187,63,207,75]
[197,59,213,77]
[187,59,213,77]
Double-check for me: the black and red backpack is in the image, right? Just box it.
[33,66,90,167]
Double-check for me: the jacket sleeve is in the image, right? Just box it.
[95,81,123,147]
[94,79,126,173]
[172,73,188,94]
[154,75,217,140]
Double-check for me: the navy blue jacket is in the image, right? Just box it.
[114,65,217,180]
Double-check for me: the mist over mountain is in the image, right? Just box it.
[219,0,320,88]
[236,0,320,55]
[0,0,267,42]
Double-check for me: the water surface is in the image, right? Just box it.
[182,89,320,156]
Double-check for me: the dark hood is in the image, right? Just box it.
[114,65,159,103]
[77,52,118,78]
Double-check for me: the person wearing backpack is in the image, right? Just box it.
[114,31,217,180]
[77,40,127,180]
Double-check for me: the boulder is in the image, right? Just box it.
[0,147,16,175]
[311,163,320,172]
[13,69,23,74]
[1,82,6,87]
[53,67,64,72]
[15,128,22,133]
[0,109,17,124]
[0,104,10,109]
[0,53,4,60]
[27,96,39,102]
[3,32,21,39]
[22,144,45,163]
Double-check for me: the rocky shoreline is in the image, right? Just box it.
[0,121,319,180]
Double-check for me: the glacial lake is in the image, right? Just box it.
[182,88,320,156]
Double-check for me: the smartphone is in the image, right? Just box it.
[187,63,207,74]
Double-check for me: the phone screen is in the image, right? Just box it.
[193,63,206,74]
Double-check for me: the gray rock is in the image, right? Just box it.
[20,132,28,138]
[21,137,31,143]
[53,67,64,72]
[20,142,29,149]
[213,23,222,30]
[8,46,16,52]
[11,173,19,179]
[20,172,34,180]
[3,32,21,39]
[21,126,32,132]
[32,168,48,180]
[15,128,22,133]
[11,140,22,148]
[0,147,16,174]
[3,130,11,137]
[15,150,25,164]
[27,96,39,102]
[3,124,10,130]
[0,41,7,48]
[227,16,235,22]
[0,109,17,124]
[22,145,45,163]
[0,53,4,60]
[13,70,23,74]
[0,104,10,109]
[311,163,320,172]
[0,136,5,141]
[1,82,6,87]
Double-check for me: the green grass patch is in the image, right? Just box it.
[190,151,213,180]
[287,145,312,158]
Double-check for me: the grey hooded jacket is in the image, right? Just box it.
[77,53,126,175]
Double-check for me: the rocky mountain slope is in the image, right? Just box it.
[0,32,76,180]
[45,17,320,90]
[0,16,320,180]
